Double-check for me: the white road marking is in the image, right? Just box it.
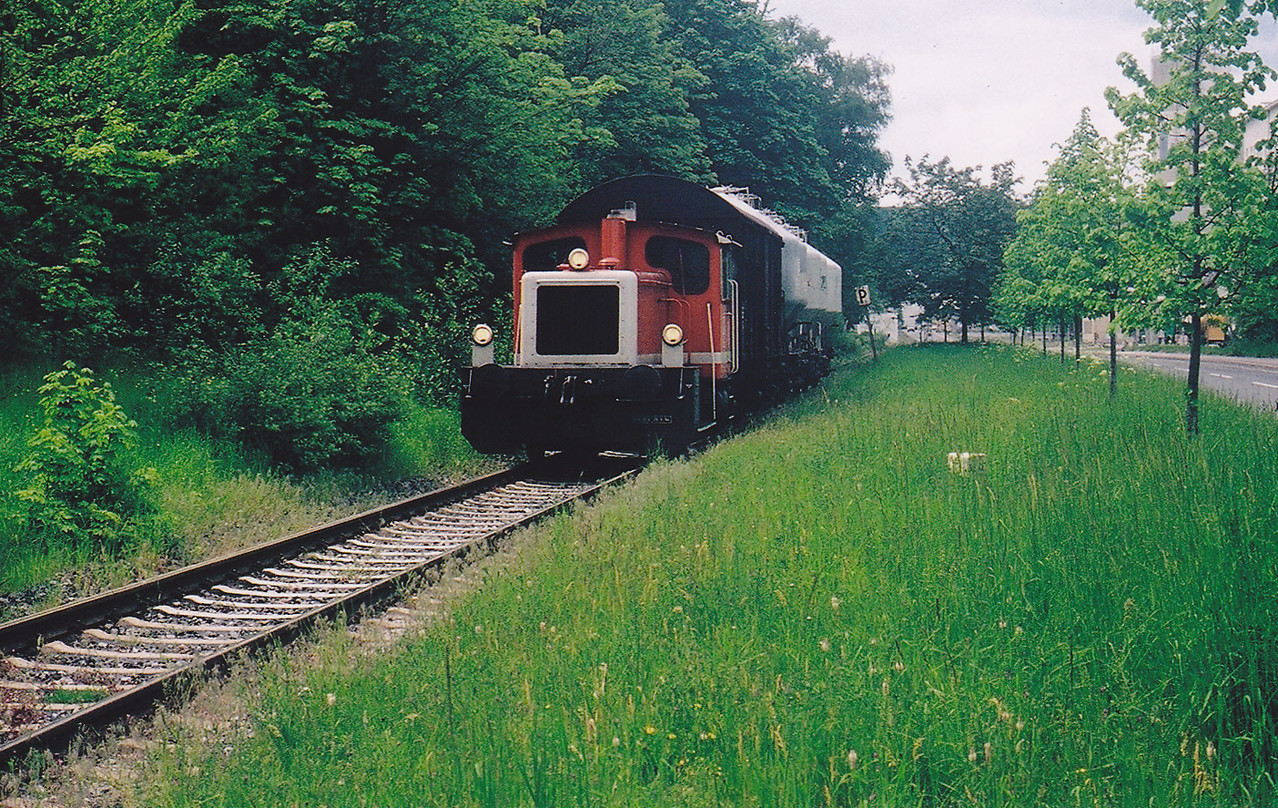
[1210,373,1233,379]
[1254,381,1278,389]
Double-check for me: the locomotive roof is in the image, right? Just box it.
[556,175,791,244]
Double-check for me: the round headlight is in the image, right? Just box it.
[471,323,494,347]
[567,248,590,270]
[661,323,684,346]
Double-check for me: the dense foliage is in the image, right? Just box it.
[1,0,892,469]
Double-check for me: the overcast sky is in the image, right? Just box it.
[763,0,1278,193]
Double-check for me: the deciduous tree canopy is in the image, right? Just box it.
[882,157,1021,343]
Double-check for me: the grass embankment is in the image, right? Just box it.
[0,363,490,612]
[118,346,1278,804]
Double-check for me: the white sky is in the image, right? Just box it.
[763,0,1278,194]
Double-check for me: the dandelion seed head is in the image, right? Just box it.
[326,692,337,706]
[847,749,858,769]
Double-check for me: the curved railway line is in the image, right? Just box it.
[0,457,640,768]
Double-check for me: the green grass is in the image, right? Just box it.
[84,346,1278,804]
[0,362,490,609]
[387,402,489,480]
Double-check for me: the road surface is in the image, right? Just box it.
[1120,351,1278,411]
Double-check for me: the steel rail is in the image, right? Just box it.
[0,458,640,768]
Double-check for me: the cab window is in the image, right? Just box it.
[645,236,709,295]
[523,237,586,271]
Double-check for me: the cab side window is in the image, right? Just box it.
[646,236,709,295]
[721,245,740,301]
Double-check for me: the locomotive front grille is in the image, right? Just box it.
[535,285,620,356]
[518,270,639,367]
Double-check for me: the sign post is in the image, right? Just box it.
[855,285,877,362]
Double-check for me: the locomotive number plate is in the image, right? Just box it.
[632,415,673,425]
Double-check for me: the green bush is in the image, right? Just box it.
[16,362,162,556]
[177,304,410,472]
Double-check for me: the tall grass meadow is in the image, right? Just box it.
[137,345,1278,806]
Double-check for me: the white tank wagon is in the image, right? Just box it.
[711,186,843,355]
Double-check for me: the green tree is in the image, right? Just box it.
[1214,136,1278,346]
[777,18,892,205]
[867,206,947,320]
[540,0,711,187]
[893,156,1021,342]
[778,18,893,277]
[998,111,1146,390]
[1106,0,1276,433]
[665,0,890,226]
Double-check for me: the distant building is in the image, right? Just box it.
[1243,98,1278,163]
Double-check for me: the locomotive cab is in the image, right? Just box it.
[460,176,839,459]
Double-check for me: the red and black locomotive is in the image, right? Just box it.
[460,175,842,457]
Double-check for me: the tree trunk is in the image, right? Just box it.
[1186,311,1202,435]
[1059,318,1066,364]
[1109,309,1117,399]
[865,308,878,363]
[1074,313,1082,361]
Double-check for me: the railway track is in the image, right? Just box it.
[0,457,640,768]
